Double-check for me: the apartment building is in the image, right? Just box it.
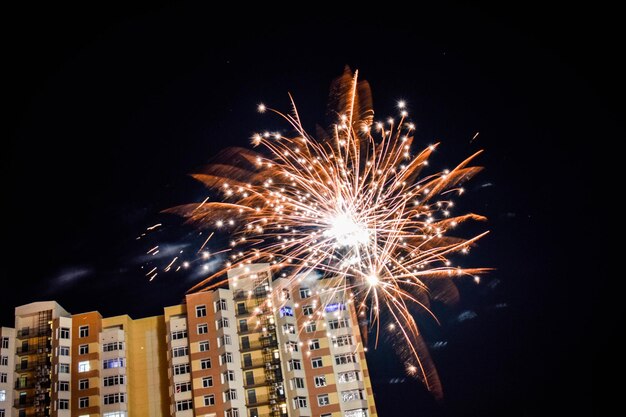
[1,263,377,417]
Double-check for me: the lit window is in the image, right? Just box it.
[197,323,208,334]
[0,390,5,401]
[204,394,215,406]
[314,375,327,387]
[279,306,293,317]
[342,389,364,402]
[79,397,89,408]
[78,361,90,372]
[103,358,124,369]
[79,325,89,338]
[311,357,323,368]
[344,410,368,417]
[79,344,89,355]
[318,394,330,406]
[196,305,207,317]
[338,371,360,383]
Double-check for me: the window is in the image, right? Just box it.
[0,337,7,349]
[79,325,89,338]
[342,389,364,402]
[59,363,70,373]
[288,359,302,371]
[171,330,187,340]
[338,371,360,383]
[237,302,247,315]
[78,360,90,372]
[285,341,298,353]
[176,400,192,411]
[309,339,320,350]
[291,377,304,389]
[197,323,208,334]
[318,394,330,406]
[103,358,124,369]
[103,342,123,352]
[223,370,236,382]
[103,393,125,404]
[196,305,207,317]
[217,318,229,329]
[333,335,353,347]
[325,302,346,313]
[226,409,240,417]
[79,397,89,408]
[0,373,6,383]
[58,346,69,356]
[305,322,317,333]
[103,413,127,417]
[0,410,4,417]
[279,306,294,317]
[321,414,332,417]
[201,358,212,369]
[220,353,233,364]
[60,327,70,339]
[335,353,357,365]
[79,344,89,355]
[59,399,69,409]
[216,299,228,311]
[299,287,311,298]
[0,390,5,401]
[224,389,237,401]
[312,357,323,368]
[172,346,188,357]
[0,357,6,366]
[202,376,213,388]
[328,318,349,330]
[175,381,192,393]
[220,335,232,346]
[199,340,210,352]
[79,379,89,390]
[293,396,308,409]
[239,319,248,332]
[173,364,190,375]
[344,409,368,417]
[314,375,327,387]
[59,381,69,391]
[282,324,295,335]
[103,375,124,386]
[203,394,215,406]
[302,305,314,316]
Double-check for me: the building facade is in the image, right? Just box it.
[1,264,377,417]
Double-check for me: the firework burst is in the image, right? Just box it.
[166,69,489,398]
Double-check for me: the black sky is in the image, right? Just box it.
[4,3,615,416]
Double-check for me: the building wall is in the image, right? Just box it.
[0,327,16,417]
[4,266,379,417]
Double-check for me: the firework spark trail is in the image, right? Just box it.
[166,69,489,398]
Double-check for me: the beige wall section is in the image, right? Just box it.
[102,314,170,417]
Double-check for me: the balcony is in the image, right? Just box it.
[17,345,51,355]
[17,328,52,339]
[14,397,37,408]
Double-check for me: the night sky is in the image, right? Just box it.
[5,3,612,416]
